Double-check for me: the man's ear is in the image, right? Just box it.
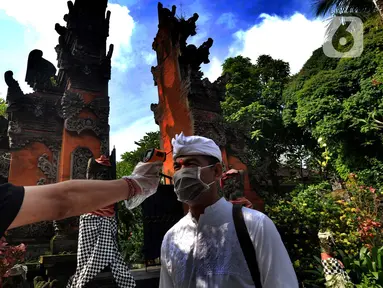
[214,163,223,180]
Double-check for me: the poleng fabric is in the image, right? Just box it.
[66,214,135,288]
[322,258,352,283]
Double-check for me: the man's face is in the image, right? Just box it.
[173,155,220,186]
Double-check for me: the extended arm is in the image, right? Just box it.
[8,161,162,230]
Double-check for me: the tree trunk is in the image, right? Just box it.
[372,0,383,21]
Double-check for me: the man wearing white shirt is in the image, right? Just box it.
[159,132,298,288]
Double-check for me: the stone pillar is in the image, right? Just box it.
[150,2,263,211]
[4,60,62,259]
[51,0,113,250]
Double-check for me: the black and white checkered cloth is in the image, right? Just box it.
[322,257,352,282]
[67,214,136,288]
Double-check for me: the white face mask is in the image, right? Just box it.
[173,165,215,203]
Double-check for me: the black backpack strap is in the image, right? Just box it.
[233,204,262,288]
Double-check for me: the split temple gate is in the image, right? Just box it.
[140,1,264,270]
[150,3,264,210]
[2,0,120,286]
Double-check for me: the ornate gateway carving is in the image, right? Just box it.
[71,147,93,179]
[37,153,58,183]
[0,152,10,178]
[191,109,226,147]
[65,117,108,136]
[61,91,85,119]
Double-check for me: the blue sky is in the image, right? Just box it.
[0,0,327,160]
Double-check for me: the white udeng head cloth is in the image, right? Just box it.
[171,132,222,162]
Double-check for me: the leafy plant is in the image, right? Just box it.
[338,246,383,287]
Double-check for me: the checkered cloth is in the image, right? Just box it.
[322,257,351,282]
[66,214,136,288]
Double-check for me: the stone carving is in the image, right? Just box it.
[0,152,10,178]
[54,0,113,91]
[179,38,214,70]
[4,71,24,113]
[61,91,85,119]
[8,120,21,134]
[9,136,61,152]
[88,97,110,123]
[100,135,109,156]
[5,221,54,243]
[25,50,57,91]
[37,153,58,183]
[71,147,94,179]
[59,91,109,122]
[65,117,108,136]
[191,109,226,147]
[150,103,160,125]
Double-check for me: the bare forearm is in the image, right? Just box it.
[9,178,137,229]
[55,178,137,219]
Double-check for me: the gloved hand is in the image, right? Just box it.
[123,161,162,197]
[123,161,163,210]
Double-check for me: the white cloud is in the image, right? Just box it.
[229,13,327,74]
[205,12,327,81]
[0,0,135,94]
[216,12,237,29]
[110,116,159,161]
[201,56,222,82]
[0,0,141,160]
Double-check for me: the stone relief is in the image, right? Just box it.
[37,153,58,184]
[65,117,108,136]
[0,152,10,178]
[71,147,94,179]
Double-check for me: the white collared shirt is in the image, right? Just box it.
[159,197,299,288]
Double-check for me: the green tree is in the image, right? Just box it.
[283,15,383,187]
[221,55,311,197]
[313,0,378,17]
[116,131,160,264]
[0,99,7,117]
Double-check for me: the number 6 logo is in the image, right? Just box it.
[323,16,364,58]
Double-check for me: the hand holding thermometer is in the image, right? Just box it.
[143,148,168,163]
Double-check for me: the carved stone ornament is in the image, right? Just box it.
[61,91,85,119]
[25,49,58,91]
[54,0,113,89]
[0,152,10,178]
[9,136,61,152]
[8,120,21,134]
[37,153,58,183]
[100,135,109,156]
[71,147,94,179]
[65,117,108,136]
[4,71,24,113]
[191,109,226,147]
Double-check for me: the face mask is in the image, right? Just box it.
[173,165,215,203]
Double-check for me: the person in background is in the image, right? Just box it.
[159,132,298,288]
[67,155,135,288]
[0,160,162,239]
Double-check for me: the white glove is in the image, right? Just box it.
[123,161,162,197]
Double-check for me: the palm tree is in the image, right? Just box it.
[313,0,383,20]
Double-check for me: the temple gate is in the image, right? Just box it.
[150,2,264,211]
